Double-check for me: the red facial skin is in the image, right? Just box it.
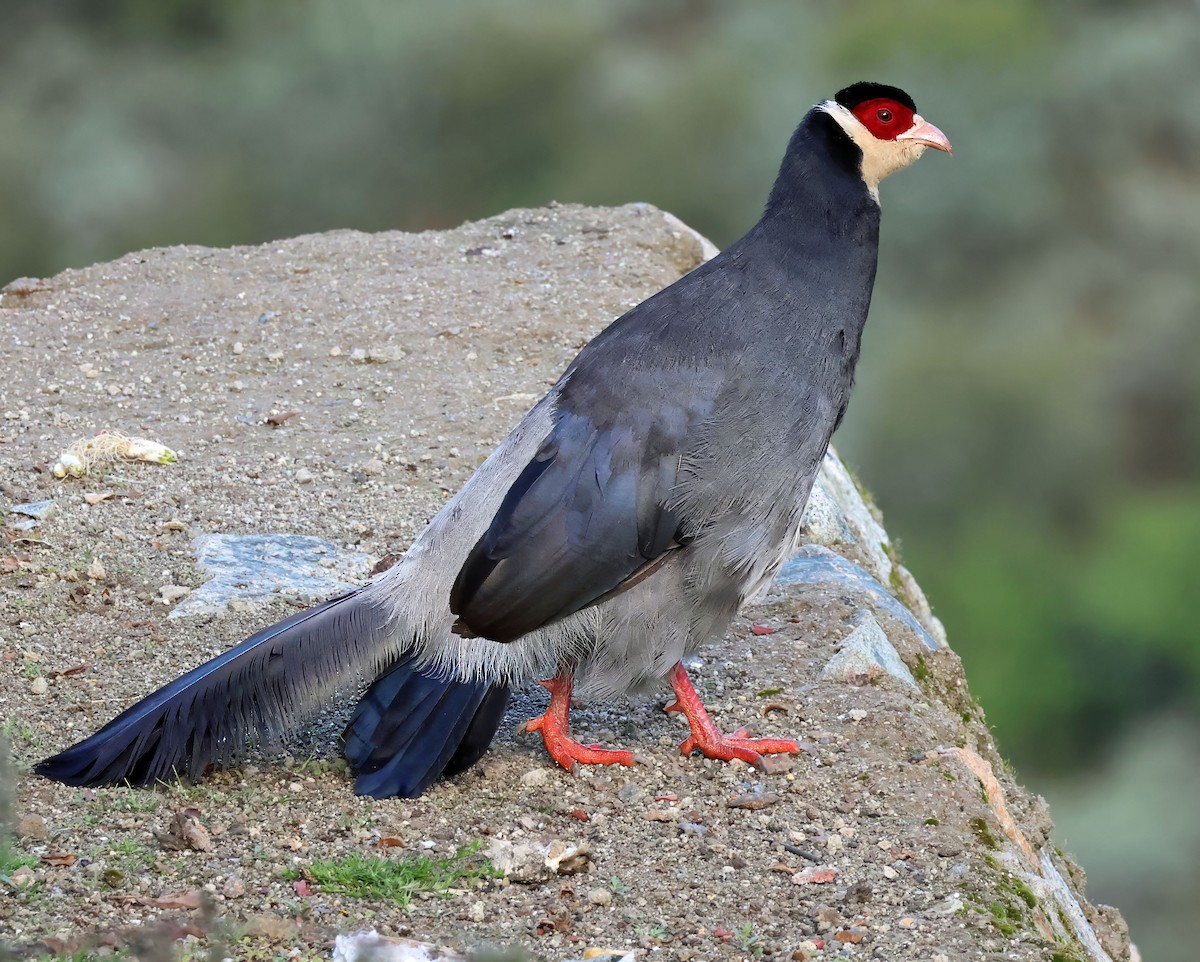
[850,98,915,141]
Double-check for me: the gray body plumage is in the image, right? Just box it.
[368,202,880,698]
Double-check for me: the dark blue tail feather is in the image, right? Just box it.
[35,590,378,787]
[343,658,509,798]
[36,588,508,799]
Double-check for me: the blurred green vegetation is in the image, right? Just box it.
[2,2,1197,955]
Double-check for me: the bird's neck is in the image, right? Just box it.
[761,111,881,253]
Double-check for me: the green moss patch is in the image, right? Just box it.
[968,815,999,850]
[285,842,500,907]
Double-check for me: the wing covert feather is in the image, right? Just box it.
[449,399,703,642]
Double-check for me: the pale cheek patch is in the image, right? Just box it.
[818,101,928,200]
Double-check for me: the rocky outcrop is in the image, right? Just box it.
[0,203,1131,960]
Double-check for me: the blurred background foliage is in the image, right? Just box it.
[2,0,1196,955]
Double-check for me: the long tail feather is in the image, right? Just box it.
[343,658,509,798]
[35,588,388,787]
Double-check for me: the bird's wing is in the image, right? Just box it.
[449,395,706,642]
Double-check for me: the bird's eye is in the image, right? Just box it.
[876,108,893,123]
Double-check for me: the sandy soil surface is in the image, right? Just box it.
[0,204,1131,961]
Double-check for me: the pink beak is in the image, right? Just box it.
[897,115,953,154]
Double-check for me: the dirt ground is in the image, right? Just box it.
[0,204,1132,961]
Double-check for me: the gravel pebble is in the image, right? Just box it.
[15,814,48,838]
[519,767,553,788]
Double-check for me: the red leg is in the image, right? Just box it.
[523,669,635,773]
[665,662,799,765]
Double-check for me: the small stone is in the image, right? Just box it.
[798,481,853,547]
[819,612,917,689]
[232,341,244,355]
[16,814,48,838]
[550,839,591,875]
[87,557,107,581]
[520,767,552,788]
[8,866,37,889]
[485,837,588,883]
[928,896,965,916]
[814,905,843,931]
[616,783,644,804]
[158,584,191,605]
[794,868,838,885]
[295,468,314,484]
[761,754,795,774]
[29,676,48,695]
[10,500,57,521]
[587,886,613,906]
[155,806,213,852]
[361,457,386,477]
[727,790,781,811]
[223,876,246,899]
[882,865,899,880]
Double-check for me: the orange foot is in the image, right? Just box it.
[523,670,635,773]
[665,662,799,766]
